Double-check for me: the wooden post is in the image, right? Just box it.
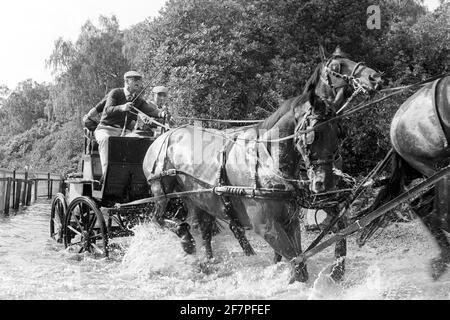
[20,180,25,206]
[59,175,65,194]
[34,179,38,201]
[14,179,21,210]
[12,170,16,207]
[23,171,28,206]
[49,179,53,199]
[26,181,32,206]
[4,178,11,215]
[47,173,51,200]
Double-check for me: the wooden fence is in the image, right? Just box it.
[0,169,64,215]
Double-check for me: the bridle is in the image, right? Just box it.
[294,106,338,176]
[321,57,370,96]
[295,58,368,176]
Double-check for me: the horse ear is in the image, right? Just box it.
[332,45,348,58]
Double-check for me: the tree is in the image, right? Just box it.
[47,15,130,123]
[1,80,49,134]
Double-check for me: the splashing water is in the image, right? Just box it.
[0,201,449,299]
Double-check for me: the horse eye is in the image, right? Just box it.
[330,62,340,72]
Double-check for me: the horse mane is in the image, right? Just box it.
[257,63,323,131]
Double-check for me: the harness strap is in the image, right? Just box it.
[214,136,253,231]
[251,130,259,189]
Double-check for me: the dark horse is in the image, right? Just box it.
[359,76,450,280]
[143,47,382,283]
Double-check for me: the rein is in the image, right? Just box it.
[133,73,446,140]
[255,74,443,144]
[173,116,263,124]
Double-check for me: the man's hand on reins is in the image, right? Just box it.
[121,102,134,112]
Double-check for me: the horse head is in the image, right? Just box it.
[294,95,339,193]
[315,46,383,109]
[293,46,383,193]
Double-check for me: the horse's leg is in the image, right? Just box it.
[284,215,309,283]
[257,216,308,283]
[320,206,347,282]
[196,208,215,260]
[150,180,196,254]
[229,219,256,256]
[330,216,347,282]
[412,187,450,280]
[273,252,282,264]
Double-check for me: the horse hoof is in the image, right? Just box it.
[176,223,196,255]
[179,230,196,255]
[289,263,309,284]
[431,257,449,280]
[273,252,282,264]
[244,246,256,256]
[205,249,214,260]
[329,260,345,282]
[181,235,196,255]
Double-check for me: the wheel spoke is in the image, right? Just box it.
[88,233,103,241]
[56,202,62,218]
[87,216,97,234]
[67,225,82,236]
[73,214,84,231]
[91,243,104,255]
[53,217,62,227]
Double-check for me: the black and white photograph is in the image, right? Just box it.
[0,0,449,305]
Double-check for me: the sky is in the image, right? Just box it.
[0,0,167,89]
[0,0,443,90]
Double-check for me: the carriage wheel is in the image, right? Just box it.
[63,196,109,257]
[50,193,68,243]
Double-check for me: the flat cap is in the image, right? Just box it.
[152,86,169,94]
[124,71,142,79]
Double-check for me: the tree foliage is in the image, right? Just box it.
[1,80,49,135]
[47,15,130,123]
[1,1,449,176]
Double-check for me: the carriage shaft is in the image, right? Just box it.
[294,164,450,264]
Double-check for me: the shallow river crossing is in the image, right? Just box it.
[0,201,449,300]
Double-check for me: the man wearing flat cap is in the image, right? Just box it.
[134,85,171,133]
[93,71,168,178]
[152,86,169,108]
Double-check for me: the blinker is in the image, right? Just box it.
[305,130,315,145]
[329,61,341,73]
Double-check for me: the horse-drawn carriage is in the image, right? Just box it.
[49,127,170,257]
[48,49,384,283]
